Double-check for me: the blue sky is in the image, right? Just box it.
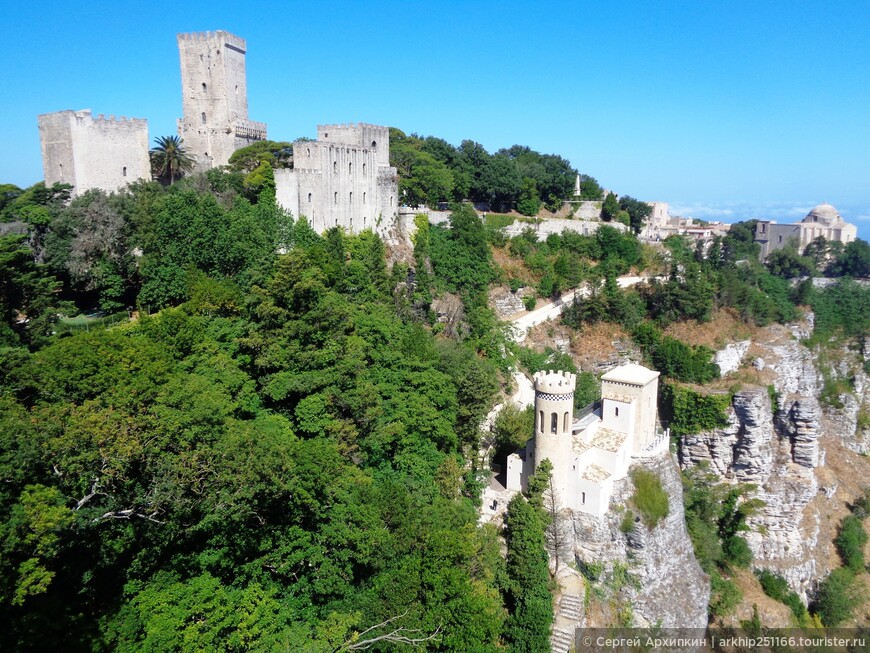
[3,0,868,236]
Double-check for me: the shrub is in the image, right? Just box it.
[523,295,536,312]
[664,384,732,435]
[629,468,669,528]
[835,515,868,572]
[620,510,636,533]
[755,569,808,622]
[723,534,753,568]
[709,571,742,617]
[814,567,861,626]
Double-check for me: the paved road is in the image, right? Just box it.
[510,276,648,342]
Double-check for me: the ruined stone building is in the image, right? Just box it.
[38,110,150,197]
[177,30,267,169]
[754,203,858,259]
[274,124,399,235]
[506,364,669,517]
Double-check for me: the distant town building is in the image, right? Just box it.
[38,109,150,197]
[506,364,669,518]
[754,203,858,259]
[274,123,399,235]
[176,30,267,170]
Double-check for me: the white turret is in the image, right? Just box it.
[533,370,576,500]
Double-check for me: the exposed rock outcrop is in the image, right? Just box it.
[677,315,870,601]
[680,388,775,482]
[570,453,710,628]
[714,340,750,376]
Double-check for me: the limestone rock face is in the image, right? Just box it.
[571,454,709,628]
[782,400,822,468]
[714,340,750,376]
[680,389,775,483]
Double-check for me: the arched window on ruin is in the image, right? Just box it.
[58,164,63,180]
[234,85,238,98]
[363,162,366,175]
[363,216,367,227]
[334,192,338,205]
[349,162,352,175]
[390,195,393,207]
[349,192,353,204]
[333,161,337,173]
[201,112,206,124]
[564,412,569,432]
[615,406,619,417]
[350,217,353,229]
[363,192,366,204]
[582,492,586,505]
[122,167,127,177]
[539,411,544,433]
[307,148,311,157]
[371,140,377,148]
[202,82,207,92]
[550,413,558,434]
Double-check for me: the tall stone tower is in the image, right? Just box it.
[533,370,576,501]
[176,30,267,170]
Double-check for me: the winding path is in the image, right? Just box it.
[510,276,648,342]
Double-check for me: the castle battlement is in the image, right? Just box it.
[234,120,267,140]
[177,30,246,51]
[533,370,576,395]
[317,122,387,131]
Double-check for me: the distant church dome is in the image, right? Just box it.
[803,203,842,225]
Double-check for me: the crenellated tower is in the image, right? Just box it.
[176,30,266,169]
[533,370,576,501]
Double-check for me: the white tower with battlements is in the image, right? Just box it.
[532,370,576,502]
[177,30,267,169]
[506,363,668,518]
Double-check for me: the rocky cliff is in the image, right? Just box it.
[565,452,710,629]
[680,316,869,600]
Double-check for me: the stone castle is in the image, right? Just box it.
[506,363,669,517]
[37,110,150,197]
[274,124,398,235]
[37,30,397,234]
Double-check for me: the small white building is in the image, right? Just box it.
[506,364,669,517]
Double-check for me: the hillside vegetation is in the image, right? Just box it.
[1,155,869,648]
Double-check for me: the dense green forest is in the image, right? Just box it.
[1,143,870,649]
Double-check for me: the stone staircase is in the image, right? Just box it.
[558,594,583,621]
[550,627,575,653]
[550,594,583,652]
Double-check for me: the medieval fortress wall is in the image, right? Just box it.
[38,110,150,197]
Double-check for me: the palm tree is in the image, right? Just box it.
[150,135,195,185]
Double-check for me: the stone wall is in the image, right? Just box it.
[38,110,150,197]
[502,217,627,240]
[177,31,266,169]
